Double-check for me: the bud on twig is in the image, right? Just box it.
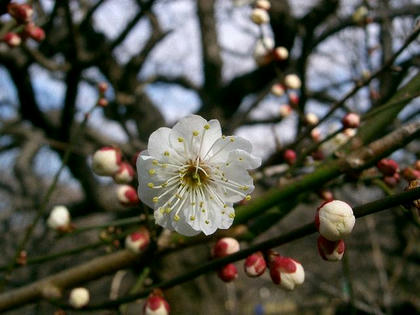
[284,74,301,90]
[125,229,150,254]
[117,185,140,206]
[283,149,296,165]
[315,200,355,241]
[317,235,345,261]
[212,237,240,258]
[3,32,21,47]
[377,158,399,176]
[251,8,270,25]
[244,252,266,277]
[144,292,170,315]
[92,147,122,176]
[269,256,305,290]
[47,205,71,231]
[7,3,33,24]
[218,263,238,282]
[113,162,135,184]
[69,287,90,309]
[342,112,360,129]
[24,23,45,42]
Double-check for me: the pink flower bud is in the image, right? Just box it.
[125,229,150,254]
[317,235,345,261]
[144,295,170,315]
[24,23,45,42]
[8,3,33,24]
[269,256,305,290]
[401,167,420,181]
[218,263,238,282]
[251,8,270,24]
[113,162,135,184]
[384,172,400,188]
[3,32,21,47]
[271,83,285,97]
[244,252,266,277]
[92,147,122,176]
[315,200,355,241]
[117,185,140,206]
[212,237,240,258]
[97,97,108,107]
[311,128,321,142]
[283,149,296,165]
[288,92,299,107]
[98,82,108,94]
[284,74,301,90]
[255,0,271,10]
[279,105,292,117]
[342,113,360,129]
[377,158,399,176]
[69,287,90,309]
[273,46,288,61]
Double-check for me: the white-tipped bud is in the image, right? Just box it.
[343,128,357,137]
[117,185,140,206]
[273,46,289,61]
[279,105,292,118]
[125,229,150,254]
[284,74,301,90]
[218,263,238,282]
[144,294,170,315]
[269,256,305,290]
[244,252,266,277]
[317,235,345,261]
[69,287,90,309]
[315,200,355,241]
[113,162,135,184]
[47,206,71,230]
[255,0,271,10]
[305,113,319,126]
[288,91,299,106]
[92,147,122,176]
[253,37,274,65]
[342,112,360,129]
[271,83,285,96]
[211,237,240,258]
[251,8,270,24]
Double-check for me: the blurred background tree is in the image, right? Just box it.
[0,0,419,314]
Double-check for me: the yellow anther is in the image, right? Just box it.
[245,195,252,201]
[192,130,199,136]
[163,151,170,156]
[159,208,165,214]
[152,160,159,165]
[221,211,225,214]
[174,215,180,221]
[204,124,210,130]
[202,209,206,213]
[191,202,196,206]
[222,135,226,139]
[166,207,172,213]
[162,182,168,188]
[178,137,184,142]
[190,216,195,221]
[148,169,156,175]
[152,196,159,203]
[229,213,235,219]
[205,220,210,224]
[176,193,182,199]
[238,157,243,161]
[199,201,203,208]
[223,204,227,208]
[147,182,154,188]
[229,137,235,142]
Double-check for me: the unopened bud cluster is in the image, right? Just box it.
[3,2,45,48]
[211,238,305,290]
[314,200,355,261]
[92,147,139,206]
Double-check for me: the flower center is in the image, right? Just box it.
[181,159,210,188]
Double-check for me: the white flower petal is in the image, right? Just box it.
[227,149,262,169]
[205,136,252,164]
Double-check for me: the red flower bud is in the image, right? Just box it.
[283,149,296,165]
[144,294,170,315]
[113,162,135,184]
[401,167,420,181]
[377,158,399,176]
[3,32,21,48]
[98,82,108,94]
[211,237,240,258]
[117,185,140,206]
[342,112,360,129]
[218,263,238,282]
[384,172,400,188]
[97,97,108,107]
[317,235,345,261]
[269,256,305,290]
[288,92,299,107]
[7,3,33,24]
[244,252,266,277]
[125,229,150,254]
[24,23,45,42]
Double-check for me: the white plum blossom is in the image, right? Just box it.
[137,115,261,236]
